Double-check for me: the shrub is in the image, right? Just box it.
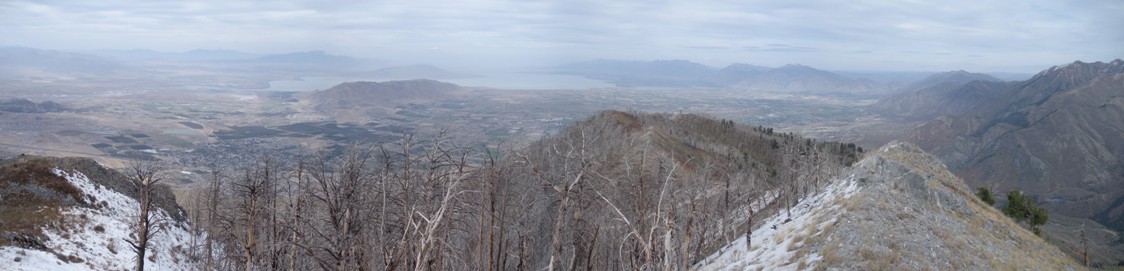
[975,187,995,206]
[1002,190,1048,234]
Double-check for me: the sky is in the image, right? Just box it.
[2,0,1122,72]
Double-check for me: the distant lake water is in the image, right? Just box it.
[263,73,612,92]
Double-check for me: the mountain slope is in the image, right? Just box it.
[0,156,199,270]
[696,142,1080,270]
[904,59,1124,232]
[871,80,1012,120]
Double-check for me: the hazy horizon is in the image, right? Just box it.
[3,0,1122,73]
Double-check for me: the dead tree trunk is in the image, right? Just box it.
[124,161,163,271]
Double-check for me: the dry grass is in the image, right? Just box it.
[788,235,804,251]
[858,245,898,270]
[0,158,82,247]
[843,194,864,212]
[0,158,85,204]
[819,244,842,266]
[0,195,66,247]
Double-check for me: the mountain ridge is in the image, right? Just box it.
[696,141,1081,270]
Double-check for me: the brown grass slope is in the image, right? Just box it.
[814,142,1082,270]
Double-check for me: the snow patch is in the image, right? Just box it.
[0,169,202,271]
[694,175,861,271]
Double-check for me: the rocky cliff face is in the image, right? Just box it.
[695,142,1081,270]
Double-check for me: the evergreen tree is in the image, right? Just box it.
[1002,190,1048,235]
[975,187,996,206]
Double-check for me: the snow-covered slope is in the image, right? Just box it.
[694,141,1082,270]
[0,168,201,271]
[695,163,861,270]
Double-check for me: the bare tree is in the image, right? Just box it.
[124,160,165,271]
[515,127,600,271]
[306,147,375,271]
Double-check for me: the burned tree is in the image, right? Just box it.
[124,160,165,271]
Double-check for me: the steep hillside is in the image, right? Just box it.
[696,142,1081,270]
[904,60,1124,233]
[0,156,199,270]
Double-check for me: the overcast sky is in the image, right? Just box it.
[2,0,1121,72]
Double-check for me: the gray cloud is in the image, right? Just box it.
[1,0,1121,72]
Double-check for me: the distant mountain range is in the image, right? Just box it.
[895,70,1003,94]
[870,72,1008,121]
[725,63,885,93]
[877,59,1124,233]
[357,64,477,79]
[552,59,917,93]
[0,47,473,84]
[0,46,128,75]
[554,59,720,87]
[88,48,261,62]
